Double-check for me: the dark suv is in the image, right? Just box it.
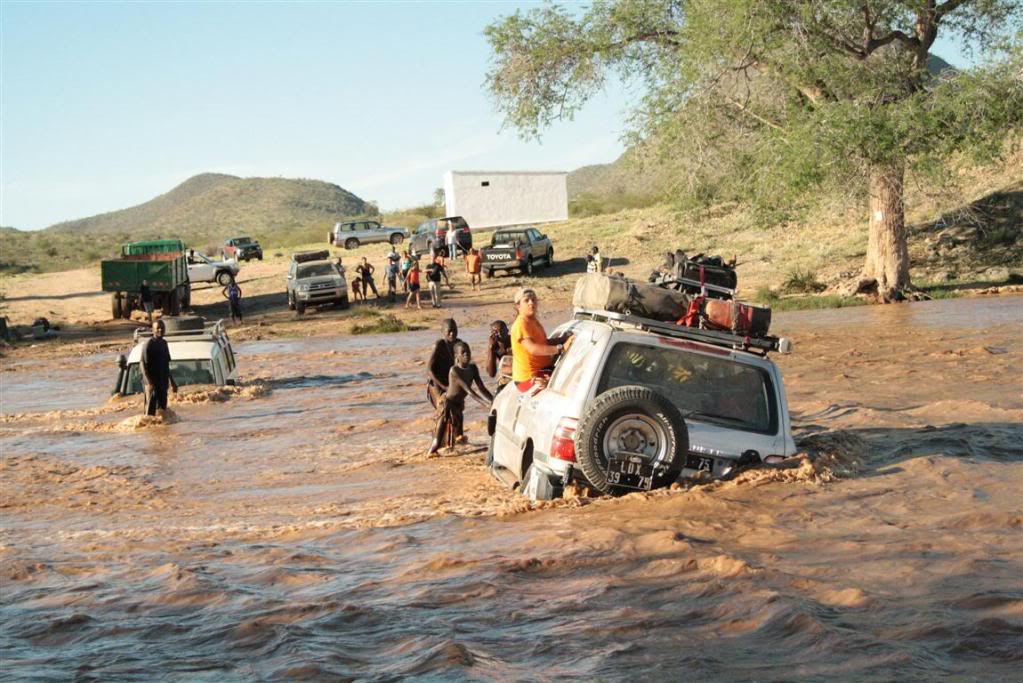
[410,216,472,257]
[223,236,263,261]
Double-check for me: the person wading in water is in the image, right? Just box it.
[426,318,461,408]
[428,341,492,455]
[141,319,178,416]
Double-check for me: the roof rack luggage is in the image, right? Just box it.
[133,318,227,342]
[573,308,792,355]
[292,250,331,263]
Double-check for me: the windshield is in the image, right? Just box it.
[297,263,337,278]
[492,232,526,246]
[596,342,775,434]
[125,360,217,395]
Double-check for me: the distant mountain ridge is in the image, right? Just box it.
[43,173,367,238]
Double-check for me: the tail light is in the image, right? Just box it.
[515,248,524,259]
[550,417,578,462]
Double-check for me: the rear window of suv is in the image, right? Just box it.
[596,342,776,434]
[492,232,527,245]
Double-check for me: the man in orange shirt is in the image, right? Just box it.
[510,287,572,392]
[465,248,482,292]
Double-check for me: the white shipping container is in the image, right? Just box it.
[444,171,568,230]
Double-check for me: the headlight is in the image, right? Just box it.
[298,283,310,292]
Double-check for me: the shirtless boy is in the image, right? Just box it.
[428,342,493,454]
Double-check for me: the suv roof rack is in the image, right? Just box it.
[133,319,228,342]
[573,309,791,355]
[292,249,331,263]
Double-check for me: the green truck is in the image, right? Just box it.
[102,239,191,319]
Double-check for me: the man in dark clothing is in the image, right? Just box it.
[356,257,380,303]
[141,320,178,416]
[426,318,460,408]
[139,280,154,323]
[425,258,446,308]
[485,320,512,393]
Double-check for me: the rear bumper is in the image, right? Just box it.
[483,259,522,271]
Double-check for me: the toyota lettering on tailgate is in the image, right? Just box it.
[489,253,511,260]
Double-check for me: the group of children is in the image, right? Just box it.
[426,318,512,455]
[340,245,485,310]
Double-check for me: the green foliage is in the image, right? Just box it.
[569,191,662,217]
[351,314,416,335]
[782,268,827,294]
[485,0,1023,221]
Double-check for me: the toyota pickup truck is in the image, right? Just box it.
[480,227,554,278]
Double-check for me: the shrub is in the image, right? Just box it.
[782,268,826,294]
[351,314,415,335]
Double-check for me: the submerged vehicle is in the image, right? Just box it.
[113,317,238,395]
[488,309,795,499]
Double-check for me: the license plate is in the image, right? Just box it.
[684,455,715,473]
[606,455,656,491]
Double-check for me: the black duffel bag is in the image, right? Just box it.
[573,273,690,322]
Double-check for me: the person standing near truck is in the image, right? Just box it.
[141,319,178,416]
[222,279,243,323]
[425,258,446,308]
[465,248,482,292]
[356,257,379,303]
[139,280,154,323]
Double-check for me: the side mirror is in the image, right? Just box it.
[117,354,127,370]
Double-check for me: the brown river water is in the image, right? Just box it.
[1,296,1021,681]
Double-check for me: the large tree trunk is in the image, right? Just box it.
[862,160,911,302]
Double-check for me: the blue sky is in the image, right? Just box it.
[1,2,975,230]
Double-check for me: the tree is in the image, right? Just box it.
[485,0,1022,301]
[433,187,446,207]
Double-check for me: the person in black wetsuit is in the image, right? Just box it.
[426,318,460,408]
[141,320,178,416]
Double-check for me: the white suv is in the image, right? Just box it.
[113,317,238,395]
[487,310,796,499]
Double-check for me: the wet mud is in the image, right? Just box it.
[1,297,1021,680]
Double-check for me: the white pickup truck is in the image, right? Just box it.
[186,252,240,286]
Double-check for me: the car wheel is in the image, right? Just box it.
[390,233,404,245]
[547,248,554,266]
[523,258,534,276]
[296,300,306,315]
[111,293,123,320]
[287,292,296,310]
[216,270,233,286]
[483,268,492,279]
[575,385,688,495]
[337,294,350,309]
[345,238,359,250]
[257,254,263,261]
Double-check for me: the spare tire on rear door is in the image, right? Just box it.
[575,385,688,494]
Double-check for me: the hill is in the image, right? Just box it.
[2,174,369,274]
[47,173,367,237]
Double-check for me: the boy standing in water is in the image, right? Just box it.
[429,341,492,454]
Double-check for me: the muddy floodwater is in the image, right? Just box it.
[2,297,1021,681]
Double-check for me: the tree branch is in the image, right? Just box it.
[723,97,787,133]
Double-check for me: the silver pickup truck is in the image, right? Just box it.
[480,227,554,278]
